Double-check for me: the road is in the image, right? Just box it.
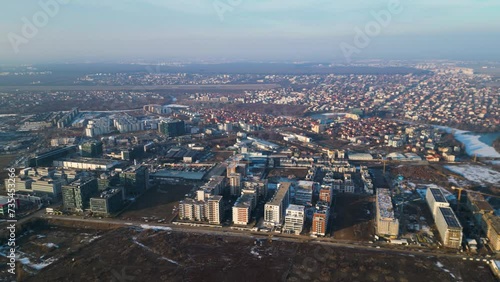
[37,213,484,261]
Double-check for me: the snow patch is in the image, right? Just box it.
[43,243,59,248]
[445,165,500,185]
[140,224,172,231]
[436,126,500,158]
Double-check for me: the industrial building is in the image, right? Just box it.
[283,204,305,235]
[435,207,463,249]
[53,157,120,171]
[376,188,399,238]
[90,188,124,215]
[426,187,450,219]
[28,145,78,167]
[62,178,98,212]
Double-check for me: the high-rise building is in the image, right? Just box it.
[228,173,242,196]
[232,194,254,225]
[264,182,291,227]
[179,198,206,221]
[283,204,305,235]
[80,141,103,158]
[158,119,185,137]
[319,185,333,203]
[312,204,330,236]
[62,178,98,212]
[206,195,223,224]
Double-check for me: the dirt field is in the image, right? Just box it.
[118,183,194,223]
[267,168,309,181]
[23,227,496,282]
[332,194,375,241]
[0,221,104,281]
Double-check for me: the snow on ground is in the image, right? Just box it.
[437,127,500,158]
[250,246,262,259]
[29,257,58,270]
[140,224,172,231]
[445,165,500,185]
[43,243,59,248]
[132,237,180,265]
[435,261,456,279]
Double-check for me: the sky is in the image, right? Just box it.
[0,0,499,64]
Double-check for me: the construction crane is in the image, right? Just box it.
[452,186,500,214]
[451,186,500,202]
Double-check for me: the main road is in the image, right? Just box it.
[37,213,483,261]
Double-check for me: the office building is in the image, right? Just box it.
[62,178,98,212]
[119,165,149,195]
[80,141,103,158]
[90,188,123,215]
[158,119,185,137]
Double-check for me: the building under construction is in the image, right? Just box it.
[375,188,399,238]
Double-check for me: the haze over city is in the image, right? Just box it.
[1,0,500,63]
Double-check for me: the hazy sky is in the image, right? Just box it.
[1,0,499,64]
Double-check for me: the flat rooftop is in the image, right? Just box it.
[377,188,395,219]
[429,187,448,203]
[268,182,291,206]
[439,207,462,229]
